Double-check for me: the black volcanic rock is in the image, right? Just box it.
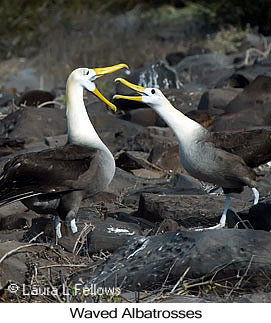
[0,107,66,143]
[211,75,271,131]
[175,53,234,88]
[198,88,242,113]
[166,51,185,66]
[137,193,244,228]
[17,90,55,108]
[80,229,271,291]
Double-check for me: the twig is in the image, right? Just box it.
[161,258,178,290]
[0,243,53,266]
[226,255,255,299]
[37,101,64,109]
[209,261,236,283]
[38,264,88,270]
[29,231,44,243]
[170,267,190,294]
[235,255,254,289]
[72,223,94,255]
[184,280,213,289]
[239,42,271,67]
[50,249,72,265]
[0,242,72,266]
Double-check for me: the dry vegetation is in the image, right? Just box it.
[0,0,269,88]
[1,242,270,303]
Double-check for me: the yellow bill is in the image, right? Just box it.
[92,88,117,112]
[113,78,145,102]
[92,64,129,112]
[94,64,129,78]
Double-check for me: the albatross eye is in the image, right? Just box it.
[86,70,90,75]
[151,89,156,94]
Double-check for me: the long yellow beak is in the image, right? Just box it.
[92,64,129,112]
[113,78,145,102]
[93,63,129,78]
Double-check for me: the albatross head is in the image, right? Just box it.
[113,78,167,107]
[68,64,128,112]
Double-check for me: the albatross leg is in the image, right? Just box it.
[196,194,231,231]
[53,215,62,244]
[59,191,83,235]
[251,187,259,205]
[68,213,78,233]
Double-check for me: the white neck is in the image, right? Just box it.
[150,96,207,146]
[66,78,108,151]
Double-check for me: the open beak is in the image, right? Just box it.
[113,78,145,102]
[92,64,129,112]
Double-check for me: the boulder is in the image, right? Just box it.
[234,61,271,83]
[0,107,66,144]
[166,51,185,66]
[17,90,55,108]
[198,88,242,113]
[121,126,177,153]
[0,241,28,289]
[87,217,141,254]
[211,75,271,131]
[137,193,244,228]
[185,110,215,129]
[175,53,234,88]
[121,108,158,127]
[83,229,271,291]
[148,144,181,172]
[229,200,271,231]
[0,213,33,231]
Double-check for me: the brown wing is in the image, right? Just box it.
[206,128,271,168]
[0,144,98,204]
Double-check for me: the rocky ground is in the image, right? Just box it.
[1,27,271,303]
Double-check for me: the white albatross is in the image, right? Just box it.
[113,78,271,230]
[0,64,128,241]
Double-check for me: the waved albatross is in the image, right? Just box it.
[0,64,128,240]
[114,78,271,230]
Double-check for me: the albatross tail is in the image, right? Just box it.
[0,191,43,207]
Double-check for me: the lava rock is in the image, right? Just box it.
[0,107,66,143]
[84,229,271,291]
[0,213,33,230]
[175,53,234,88]
[121,108,158,127]
[137,193,244,228]
[211,75,271,131]
[230,200,271,231]
[166,51,185,66]
[215,73,250,88]
[17,90,55,108]
[0,241,28,289]
[121,126,177,153]
[148,143,181,172]
[185,110,215,129]
[198,88,242,113]
[115,151,151,172]
[87,217,141,254]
